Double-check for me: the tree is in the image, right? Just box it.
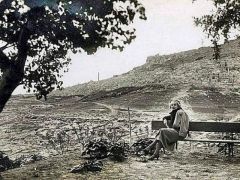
[194,0,240,59]
[0,0,146,112]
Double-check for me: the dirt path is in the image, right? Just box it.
[93,102,118,114]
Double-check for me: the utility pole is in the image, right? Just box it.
[98,72,100,81]
[128,107,132,145]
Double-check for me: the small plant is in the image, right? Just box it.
[41,129,71,154]
[217,133,237,155]
[70,122,93,150]
[132,124,150,140]
[38,108,138,157]
[14,154,44,167]
[103,123,128,143]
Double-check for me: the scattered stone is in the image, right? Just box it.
[202,168,213,173]
[14,154,44,167]
[70,160,103,173]
[136,156,148,163]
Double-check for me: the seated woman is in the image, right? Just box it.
[144,99,189,160]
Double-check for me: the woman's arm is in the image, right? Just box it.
[163,115,171,121]
[172,111,182,129]
[163,115,171,128]
[173,110,189,137]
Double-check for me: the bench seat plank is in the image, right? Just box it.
[152,121,240,133]
[149,137,240,144]
[183,138,240,144]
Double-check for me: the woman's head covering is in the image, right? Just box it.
[169,99,181,109]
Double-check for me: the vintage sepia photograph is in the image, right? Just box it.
[0,0,240,179]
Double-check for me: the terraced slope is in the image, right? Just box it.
[52,38,240,97]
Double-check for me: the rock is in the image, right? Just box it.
[14,154,44,167]
[70,160,103,173]
[0,165,5,172]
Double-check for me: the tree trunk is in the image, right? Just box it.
[0,27,30,112]
[0,66,24,112]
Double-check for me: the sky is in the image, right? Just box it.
[14,0,214,94]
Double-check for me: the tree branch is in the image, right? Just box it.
[0,43,15,51]
[15,24,31,73]
[0,43,9,51]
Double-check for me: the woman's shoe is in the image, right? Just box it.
[148,153,160,160]
[141,147,150,155]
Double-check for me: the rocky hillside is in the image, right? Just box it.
[52,38,240,97]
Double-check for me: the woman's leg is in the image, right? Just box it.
[148,128,176,160]
[148,140,163,160]
[144,129,162,151]
[158,128,179,151]
[144,139,157,151]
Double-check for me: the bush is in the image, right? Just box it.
[82,139,130,162]
[82,139,109,160]
[131,138,153,156]
[108,142,129,162]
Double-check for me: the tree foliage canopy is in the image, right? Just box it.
[194,0,240,59]
[0,0,146,106]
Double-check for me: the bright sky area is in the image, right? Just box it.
[14,0,214,94]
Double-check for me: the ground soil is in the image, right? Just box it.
[0,93,240,180]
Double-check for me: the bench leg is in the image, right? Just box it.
[227,143,234,157]
[230,143,234,157]
[190,142,194,152]
[224,144,227,155]
[227,143,230,156]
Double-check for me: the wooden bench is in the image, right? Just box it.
[151,121,240,156]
